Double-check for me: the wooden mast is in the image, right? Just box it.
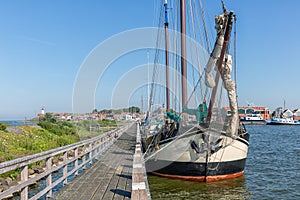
[180,0,187,110]
[164,0,170,112]
[206,12,235,123]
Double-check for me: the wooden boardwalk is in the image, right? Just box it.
[54,125,137,200]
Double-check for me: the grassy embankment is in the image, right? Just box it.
[0,119,79,179]
[0,122,79,163]
[0,117,125,179]
[76,119,124,139]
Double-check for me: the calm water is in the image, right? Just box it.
[148,125,300,199]
[0,120,36,126]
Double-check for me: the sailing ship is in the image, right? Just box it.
[141,0,249,182]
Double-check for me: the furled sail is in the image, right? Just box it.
[204,14,226,88]
[222,54,238,135]
[205,12,238,136]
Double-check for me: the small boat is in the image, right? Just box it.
[240,113,266,125]
[266,107,300,125]
[266,117,300,125]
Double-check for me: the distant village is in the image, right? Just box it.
[36,105,300,123]
[228,106,300,121]
[37,106,142,122]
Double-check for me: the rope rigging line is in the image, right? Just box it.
[187,0,197,106]
[185,0,215,107]
[148,4,164,118]
[234,15,237,94]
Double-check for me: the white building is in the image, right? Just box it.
[125,114,132,121]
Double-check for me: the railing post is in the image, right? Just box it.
[89,143,93,164]
[100,138,103,151]
[20,165,28,200]
[82,147,86,169]
[63,151,68,185]
[96,141,100,160]
[46,157,52,197]
[75,148,78,175]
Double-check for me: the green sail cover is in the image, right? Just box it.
[166,112,181,122]
[183,102,208,123]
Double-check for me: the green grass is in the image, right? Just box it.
[0,125,79,163]
[75,120,118,139]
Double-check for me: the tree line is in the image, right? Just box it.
[92,106,140,114]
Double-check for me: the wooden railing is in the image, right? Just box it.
[0,124,131,200]
[131,122,151,200]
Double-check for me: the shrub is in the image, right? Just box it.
[38,121,77,136]
[0,122,8,131]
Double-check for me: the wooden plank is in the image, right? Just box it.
[101,167,122,199]
[55,155,112,199]
[53,124,136,200]
[78,160,115,199]
[131,190,148,200]
[131,123,150,200]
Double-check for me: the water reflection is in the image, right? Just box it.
[148,175,251,199]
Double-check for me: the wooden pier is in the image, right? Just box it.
[55,123,138,199]
[0,123,150,200]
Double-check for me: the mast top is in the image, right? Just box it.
[164,0,169,25]
[221,0,227,13]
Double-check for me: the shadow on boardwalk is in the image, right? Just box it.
[54,124,136,200]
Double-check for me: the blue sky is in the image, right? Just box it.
[0,0,299,120]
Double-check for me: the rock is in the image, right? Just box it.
[9,180,18,187]
[68,151,75,157]
[58,156,64,161]
[28,168,35,175]
[5,177,12,186]
[15,176,21,182]
[52,157,59,164]
[6,126,23,134]
[1,184,8,191]
[32,166,44,174]
[0,177,5,185]
[41,162,46,168]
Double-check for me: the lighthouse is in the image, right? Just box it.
[37,106,45,117]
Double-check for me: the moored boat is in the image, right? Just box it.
[267,107,300,125]
[266,117,300,125]
[234,106,270,125]
[142,0,249,182]
[267,118,300,125]
[240,113,266,125]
